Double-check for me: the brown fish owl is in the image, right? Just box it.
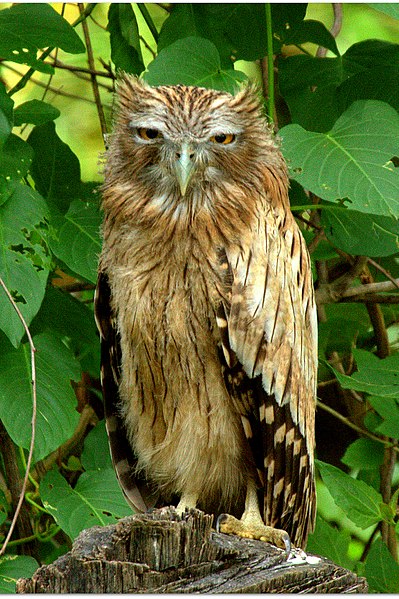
[95,76,318,551]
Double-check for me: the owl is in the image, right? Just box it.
[95,76,318,551]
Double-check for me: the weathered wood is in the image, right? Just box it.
[16,508,367,593]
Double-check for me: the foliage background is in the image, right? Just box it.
[0,1,399,592]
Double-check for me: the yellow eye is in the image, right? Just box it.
[210,133,236,145]
[137,127,162,141]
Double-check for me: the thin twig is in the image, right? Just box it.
[47,56,114,80]
[79,3,108,139]
[368,257,399,291]
[316,400,399,454]
[2,63,100,103]
[0,277,37,557]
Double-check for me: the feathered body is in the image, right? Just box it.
[96,77,317,548]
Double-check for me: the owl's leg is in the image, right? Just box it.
[176,493,198,513]
[217,481,291,554]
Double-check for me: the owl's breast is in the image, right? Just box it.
[110,242,248,505]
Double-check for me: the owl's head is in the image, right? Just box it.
[105,76,283,206]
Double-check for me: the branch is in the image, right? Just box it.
[0,277,37,557]
[315,256,367,305]
[2,63,99,104]
[32,404,97,484]
[48,56,115,84]
[316,400,399,454]
[78,3,108,139]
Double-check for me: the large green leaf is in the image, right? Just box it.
[0,331,80,462]
[306,516,353,570]
[341,439,385,471]
[14,100,60,126]
[28,122,82,215]
[107,4,144,74]
[364,538,399,593]
[40,469,132,540]
[333,349,399,398]
[145,36,246,93]
[0,4,84,74]
[31,285,100,377]
[367,395,399,438]
[369,3,399,20]
[316,460,385,529]
[49,199,102,284]
[0,555,38,594]
[321,207,399,257]
[0,183,50,346]
[279,40,399,132]
[280,100,399,217]
[157,4,324,66]
[0,134,33,184]
[81,421,112,471]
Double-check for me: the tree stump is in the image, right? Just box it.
[16,508,367,593]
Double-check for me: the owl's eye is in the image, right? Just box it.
[210,133,236,145]
[137,127,163,141]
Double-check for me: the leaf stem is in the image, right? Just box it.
[265,3,275,123]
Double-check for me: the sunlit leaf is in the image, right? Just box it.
[281,100,399,217]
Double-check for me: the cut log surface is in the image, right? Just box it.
[16,508,368,594]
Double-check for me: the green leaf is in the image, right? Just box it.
[81,421,112,471]
[14,100,60,126]
[316,460,384,529]
[0,81,14,125]
[364,538,399,592]
[338,66,399,115]
[40,469,131,540]
[280,20,339,56]
[0,134,33,183]
[0,555,38,594]
[158,5,266,66]
[279,40,399,132]
[0,4,84,74]
[333,349,399,398]
[367,395,399,438]
[0,331,80,462]
[322,207,399,257]
[0,183,50,346]
[107,4,144,74]
[318,303,370,356]
[369,3,399,20]
[28,122,82,215]
[145,36,247,93]
[306,516,353,570]
[279,54,343,132]
[49,199,102,284]
[280,100,399,217]
[31,286,100,377]
[341,439,385,470]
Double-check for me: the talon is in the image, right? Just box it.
[216,513,228,533]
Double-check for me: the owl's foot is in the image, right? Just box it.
[216,513,291,554]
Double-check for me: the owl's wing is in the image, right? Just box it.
[223,190,318,547]
[94,272,158,513]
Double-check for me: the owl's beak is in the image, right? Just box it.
[174,142,195,197]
